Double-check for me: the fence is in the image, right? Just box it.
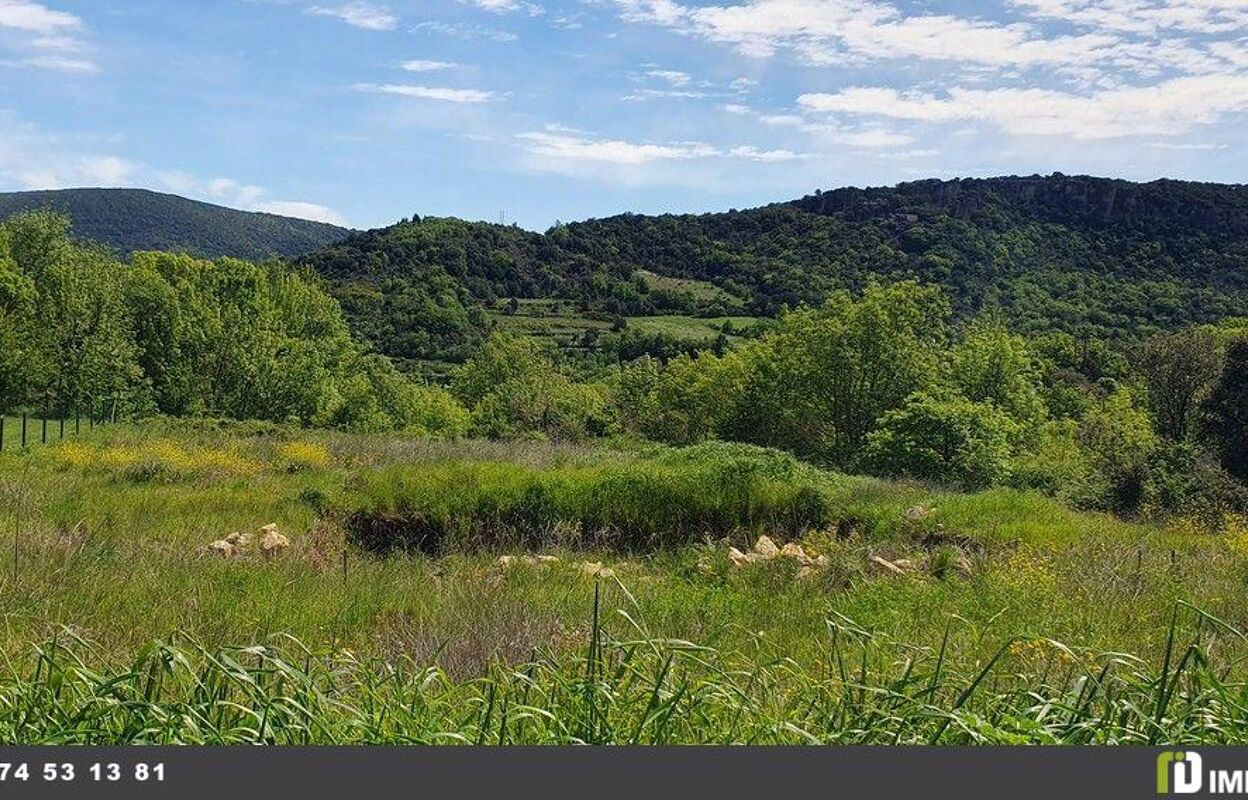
[0,408,115,453]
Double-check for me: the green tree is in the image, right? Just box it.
[859,392,1015,489]
[1134,327,1221,441]
[1201,339,1248,481]
[948,314,1046,430]
[734,281,949,462]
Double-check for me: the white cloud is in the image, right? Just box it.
[401,59,456,72]
[154,171,345,224]
[0,114,347,226]
[623,88,711,100]
[460,0,544,14]
[648,69,692,86]
[307,2,397,31]
[252,200,348,226]
[1009,0,1248,35]
[517,130,719,164]
[414,21,519,42]
[3,54,97,72]
[0,0,97,73]
[355,82,495,103]
[729,145,808,161]
[799,74,1248,139]
[612,0,1247,87]
[0,0,79,34]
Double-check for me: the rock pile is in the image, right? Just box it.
[726,536,830,578]
[205,523,288,560]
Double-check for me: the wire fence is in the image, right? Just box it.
[0,408,115,453]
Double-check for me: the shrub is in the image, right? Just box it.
[859,392,1015,489]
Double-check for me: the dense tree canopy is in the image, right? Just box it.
[0,211,463,435]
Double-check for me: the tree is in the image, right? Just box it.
[732,281,949,463]
[1134,327,1221,441]
[859,392,1015,489]
[1201,339,1248,480]
[948,314,1046,430]
[452,332,607,440]
[1077,388,1158,513]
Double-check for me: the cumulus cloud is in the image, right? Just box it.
[612,0,1248,89]
[517,130,720,164]
[307,2,397,31]
[252,200,348,225]
[354,82,495,103]
[0,0,79,33]
[647,69,692,86]
[0,114,131,187]
[154,172,347,225]
[799,74,1248,139]
[460,0,544,15]
[729,145,808,161]
[401,59,456,72]
[0,0,98,73]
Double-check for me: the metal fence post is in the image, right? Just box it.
[0,416,4,453]
[59,417,65,440]
[21,414,27,449]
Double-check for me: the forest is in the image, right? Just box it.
[4,203,1248,526]
[298,174,1248,368]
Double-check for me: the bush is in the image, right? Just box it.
[859,392,1015,489]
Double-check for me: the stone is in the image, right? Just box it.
[208,539,235,558]
[870,555,908,575]
[781,542,812,564]
[260,526,290,560]
[753,535,780,558]
[727,546,750,567]
[904,506,929,522]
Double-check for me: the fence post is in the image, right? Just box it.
[75,412,80,435]
[59,417,65,440]
[21,414,27,449]
[0,416,4,453]
[41,417,47,445]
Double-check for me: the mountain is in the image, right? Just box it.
[0,188,350,260]
[298,174,1248,367]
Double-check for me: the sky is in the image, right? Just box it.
[0,0,1246,231]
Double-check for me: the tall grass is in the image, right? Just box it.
[1,599,1245,744]
[339,443,835,554]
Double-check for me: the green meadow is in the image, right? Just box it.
[1,421,1247,743]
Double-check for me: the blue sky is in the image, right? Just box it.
[1,0,1246,230]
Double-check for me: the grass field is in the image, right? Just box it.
[1,420,1247,743]
[486,299,763,351]
[625,315,762,341]
[634,270,744,309]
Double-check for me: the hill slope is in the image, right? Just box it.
[298,174,1248,366]
[0,188,349,260]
